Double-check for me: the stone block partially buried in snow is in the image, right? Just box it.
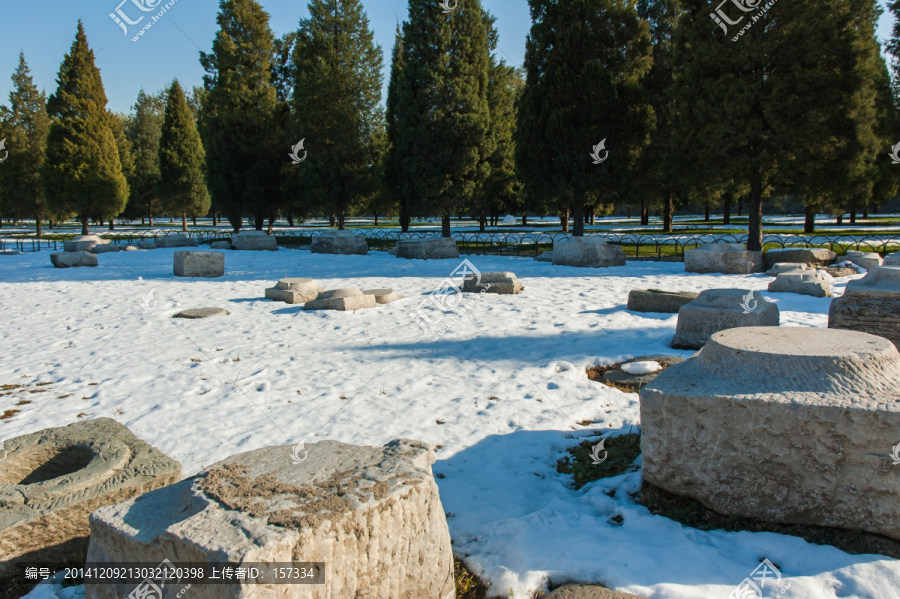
[209,240,232,250]
[885,252,900,266]
[155,233,198,249]
[0,418,181,578]
[641,326,900,539]
[63,235,108,253]
[50,251,98,268]
[304,287,378,311]
[265,278,323,304]
[829,266,900,347]
[683,243,764,274]
[843,250,883,270]
[535,251,553,262]
[461,271,523,294]
[173,307,229,319]
[767,270,831,297]
[363,288,405,304]
[763,247,836,268]
[230,230,278,251]
[626,289,698,313]
[546,583,650,599]
[671,289,779,349]
[765,262,808,277]
[552,236,626,268]
[395,237,460,260]
[173,251,224,278]
[84,439,454,599]
[310,230,369,255]
[89,244,122,254]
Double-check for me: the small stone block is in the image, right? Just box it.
[231,231,278,251]
[362,288,405,304]
[209,240,232,250]
[765,263,808,277]
[310,230,369,255]
[626,289,698,313]
[50,252,98,268]
[173,307,229,319]
[843,250,883,270]
[552,237,626,268]
[684,243,764,274]
[173,251,224,278]
[461,272,523,294]
[156,233,198,248]
[395,238,459,260]
[763,247,836,268]
[767,271,831,297]
[304,287,378,311]
[829,266,900,347]
[265,278,322,304]
[63,235,108,252]
[672,289,779,349]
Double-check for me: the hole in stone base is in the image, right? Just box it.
[0,446,94,485]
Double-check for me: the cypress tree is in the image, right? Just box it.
[0,52,50,237]
[200,0,284,232]
[110,112,134,230]
[385,23,412,232]
[292,0,385,230]
[42,22,128,236]
[158,80,210,233]
[125,89,165,225]
[517,0,654,237]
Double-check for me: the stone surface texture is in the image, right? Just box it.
[310,230,369,255]
[765,263,808,277]
[843,250,883,269]
[362,288,405,304]
[552,237,626,268]
[395,238,459,260]
[0,418,181,578]
[0,250,21,255]
[684,243,764,274]
[462,272,523,295]
[304,287,378,311]
[136,242,157,250]
[50,252,98,268]
[173,307,229,319]
[156,233,198,249]
[825,266,859,278]
[884,252,900,266]
[63,235,108,252]
[641,326,900,539]
[546,584,649,599]
[767,271,831,297]
[672,289,779,349]
[265,278,323,304]
[829,266,900,347]
[763,247,836,268]
[535,251,553,262]
[89,244,122,254]
[173,251,224,278]
[626,289,698,313]
[231,230,279,251]
[84,439,454,599]
[210,240,232,250]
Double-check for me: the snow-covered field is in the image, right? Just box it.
[3,247,898,599]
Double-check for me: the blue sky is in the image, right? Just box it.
[0,0,894,114]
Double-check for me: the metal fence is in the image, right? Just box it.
[3,228,900,259]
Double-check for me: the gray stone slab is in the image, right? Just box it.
[535,251,553,262]
[173,307,229,319]
[552,237,626,268]
[884,251,900,266]
[395,238,459,260]
[825,266,858,278]
[265,278,323,304]
[63,235,108,252]
[0,418,180,578]
[362,288,405,304]
[89,244,122,254]
[684,243,764,274]
[763,247,836,268]
[546,584,649,599]
[156,233,198,248]
[671,289,779,349]
[462,271,523,294]
[829,266,900,347]
[767,270,831,297]
[310,230,369,255]
[304,287,378,311]
[173,251,224,278]
[0,250,21,255]
[843,250,883,270]
[136,242,157,250]
[84,439,453,599]
[626,289,698,313]
[765,263,808,277]
[209,240,232,250]
[641,326,900,539]
[50,251,98,268]
[231,231,278,251]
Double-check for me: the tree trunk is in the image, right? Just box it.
[522,213,528,226]
[590,208,595,225]
[81,215,89,236]
[141,217,145,225]
[149,208,154,227]
[49,220,54,230]
[704,205,710,221]
[35,215,42,238]
[804,204,815,234]
[330,214,336,227]
[723,193,731,225]
[267,212,275,234]
[662,192,673,233]
[572,202,584,237]
[373,212,378,226]
[560,208,569,233]
[836,213,843,225]
[192,216,197,227]
[738,196,743,216]
[479,211,486,232]
[287,214,294,227]
[170,215,173,223]
[441,212,451,238]
[337,208,345,230]
[182,213,188,232]
[109,218,115,231]
[849,199,857,224]
[863,202,869,218]
[213,211,218,227]
[747,169,763,252]
[627,206,631,219]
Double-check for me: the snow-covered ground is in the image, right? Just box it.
[3,247,897,599]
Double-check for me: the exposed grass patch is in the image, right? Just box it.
[15,400,31,406]
[0,409,20,420]
[586,360,671,393]
[557,433,642,490]
[455,556,489,599]
[0,384,23,391]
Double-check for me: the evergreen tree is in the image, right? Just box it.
[385,23,411,231]
[42,22,128,236]
[200,0,284,232]
[394,0,491,237]
[292,0,385,229]
[517,0,654,237]
[109,112,134,229]
[125,89,165,225]
[0,52,50,237]
[158,80,210,232]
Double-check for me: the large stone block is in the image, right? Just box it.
[265,278,323,304]
[552,237,626,268]
[231,230,279,251]
[763,247,836,268]
[767,270,831,297]
[829,266,900,347]
[641,326,900,539]
[63,235,108,252]
[310,230,369,255]
[173,251,224,278]
[50,251,98,268]
[671,289,779,349]
[304,287,378,311]
[684,243,764,274]
[626,289,698,313]
[462,271,523,294]
[843,250,883,270]
[395,238,459,260]
[156,233,198,249]
[0,418,180,578]
[85,439,454,599]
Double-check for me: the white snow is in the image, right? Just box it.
[620,360,663,375]
[4,247,894,599]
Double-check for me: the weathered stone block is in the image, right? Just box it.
[843,250,883,270]
[310,230,369,255]
[156,233,198,249]
[173,251,224,278]
[671,289,779,349]
[767,271,831,297]
[462,272,523,294]
[84,439,453,599]
[363,288,405,304]
[209,240,232,250]
[0,418,180,578]
[884,252,900,266]
[501,215,517,225]
[89,244,122,254]
[546,584,649,599]
[626,289,698,313]
[231,230,278,251]
[552,237,626,268]
[173,307,229,319]
[395,238,459,260]
[0,250,21,255]
[765,263,808,277]
[304,287,378,311]
[763,247,836,268]
[136,242,157,250]
[641,326,900,539]
[535,251,553,262]
[63,235,108,252]
[50,252,98,268]
[265,278,323,304]
[684,243,764,274]
[829,266,900,347]
[825,266,859,278]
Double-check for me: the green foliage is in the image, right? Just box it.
[0,52,51,235]
[42,22,129,235]
[125,89,165,223]
[385,23,409,230]
[158,80,211,232]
